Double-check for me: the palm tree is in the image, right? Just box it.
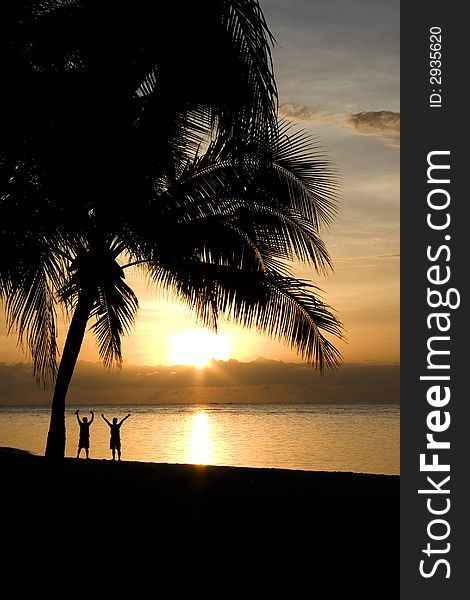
[2,120,344,461]
[1,1,344,463]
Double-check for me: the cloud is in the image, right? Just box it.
[279,102,400,148]
[278,102,341,126]
[0,359,399,406]
[346,111,400,148]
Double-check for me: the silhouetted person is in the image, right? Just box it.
[75,409,94,459]
[101,413,131,461]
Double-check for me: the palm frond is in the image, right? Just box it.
[89,270,139,369]
[0,187,74,385]
[266,121,340,230]
[127,120,338,277]
[220,0,278,136]
[0,256,63,386]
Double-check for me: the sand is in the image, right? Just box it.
[0,447,398,597]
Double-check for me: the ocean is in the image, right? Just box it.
[0,403,399,475]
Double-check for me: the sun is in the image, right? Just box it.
[168,329,231,367]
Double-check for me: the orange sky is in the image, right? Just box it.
[0,0,399,371]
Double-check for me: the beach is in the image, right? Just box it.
[0,447,398,597]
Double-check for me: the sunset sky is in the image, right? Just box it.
[0,0,399,402]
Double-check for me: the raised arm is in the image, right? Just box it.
[75,409,80,424]
[119,414,131,426]
[89,410,94,424]
[101,413,111,426]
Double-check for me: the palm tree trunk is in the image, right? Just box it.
[45,292,93,462]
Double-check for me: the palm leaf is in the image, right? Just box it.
[90,275,139,369]
[0,241,66,385]
[127,120,338,277]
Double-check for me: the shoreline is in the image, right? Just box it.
[0,403,400,475]
[1,448,399,596]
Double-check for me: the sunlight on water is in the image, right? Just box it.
[189,412,211,464]
[0,404,400,474]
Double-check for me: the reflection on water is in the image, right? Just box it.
[0,403,400,474]
[189,412,211,464]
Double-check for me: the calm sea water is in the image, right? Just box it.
[0,404,399,475]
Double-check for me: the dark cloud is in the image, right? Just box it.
[0,360,399,406]
[346,111,400,147]
[279,102,400,148]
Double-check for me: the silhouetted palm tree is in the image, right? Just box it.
[1,1,344,462]
[2,119,344,460]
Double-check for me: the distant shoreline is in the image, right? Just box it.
[0,361,400,405]
[0,399,400,407]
